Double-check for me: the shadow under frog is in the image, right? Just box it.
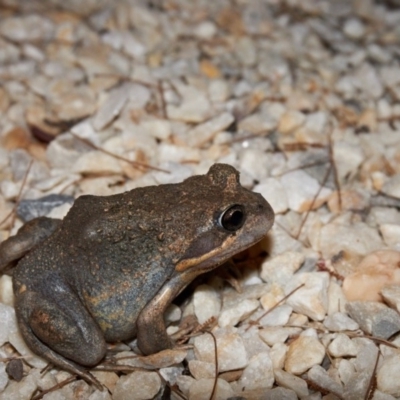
[0,163,274,389]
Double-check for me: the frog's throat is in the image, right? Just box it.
[174,235,238,272]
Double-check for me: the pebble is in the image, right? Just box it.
[188,378,234,400]
[0,369,39,400]
[254,178,288,214]
[218,298,259,328]
[260,251,305,285]
[274,369,309,398]
[238,352,274,391]
[187,112,234,147]
[343,18,365,39]
[308,365,344,398]
[16,194,74,221]
[342,341,379,399]
[377,354,400,397]
[380,224,400,250]
[323,312,359,331]
[343,250,400,302]
[346,301,400,339]
[193,284,221,325]
[278,110,306,135]
[381,285,400,313]
[112,371,161,400]
[280,170,332,213]
[328,333,358,357]
[285,272,329,321]
[193,329,248,372]
[284,336,326,375]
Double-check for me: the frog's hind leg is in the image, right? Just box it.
[0,217,61,271]
[14,289,106,390]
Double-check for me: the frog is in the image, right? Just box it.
[0,163,274,389]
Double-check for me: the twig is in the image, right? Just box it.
[31,376,77,400]
[245,283,305,331]
[70,133,168,173]
[328,133,342,212]
[0,160,33,229]
[365,350,379,400]
[207,332,219,400]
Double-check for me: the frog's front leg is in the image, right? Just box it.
[14,287,107,390]
[0,217,60,271]
[136,270,198,355]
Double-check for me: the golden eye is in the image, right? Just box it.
[219,205,246,232]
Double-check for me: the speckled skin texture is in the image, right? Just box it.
[0,164,274,389]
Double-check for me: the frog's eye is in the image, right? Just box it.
[219,205,246,232]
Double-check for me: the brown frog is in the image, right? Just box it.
[0,164,274,389]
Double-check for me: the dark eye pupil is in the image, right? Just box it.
[220,205,246,231]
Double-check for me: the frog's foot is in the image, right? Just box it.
[15,290,106,391]
[0,217,61,271]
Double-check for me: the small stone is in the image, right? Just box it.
[346,301,400,339]
[284,336,325,375]
[380,224,400,250]
[338,359,356,386]
[73,151,123,175]
[323,312,359,332]
[256,305,293,328]
[0,303,17,347]
[159,365,184,386]
[188,378,234,400]
[0,369,39,400]
[187,112,234,147]
[381,285,400,313]
[333,141,365,183]
[377,354,400,397]
[260,251,305,285]
[115,349,187,369]
[90,371,119,393]
[260,387,297,400]
[328,281,348,314]
[343,250,400,302]
[88,389,112,400]
[274,369,309,398]
[188,360,215,380]
[112,371,161,400]
[17,194,74,222]
[238,352,274,391]
[218,299,259,328]
[259,327,301,346]
[308,365,344,398]
[0,275,14,306]
[140,119,171,140]
[278,110,306,134]
[342,341,379,399]
[281,170,332,213]
[237,113,277,135]
[270,343,288,370]
[343,18,365,39]
[193,329,248,372]
[0,15,54,42]
[354,63,384,99]
[166,83,210,123]
[254,178,288,214]
[0,363,8,392]
[285,272,329,321]
[328,333,358,357]
[208,80,230,103]
[381,174,400,199]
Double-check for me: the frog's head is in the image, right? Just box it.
[174,163,274,275]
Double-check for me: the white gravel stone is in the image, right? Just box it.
[188,360,215,380]
[377,354,400,397]
[166,83,210,123]
[380,224,400,250]
[281,170,332,213]
[254,178,288,214]
[354,63,384,99]
[261,251,305,285]
[193,284,221,325]
[187,112,234,147]
[381,285,400,313]
[193,329,248,372]
[274,369,309,398]
[328,333,358,357]
[323,312,359,331]
[112,371,161,400]
[308,365,344,398]
[218,299,259,327]
[285,336,325,375]
[278,110,306,134]
[0,275,14,306]
[343,18,365,39]
[0,364,7,392]
[0,303,17,347]
[0,369,40,400]
[270,343,288,370]
[285,272,329,321]
[238,352,274,391]
[259,327,301,346]
[188,378,234,400]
